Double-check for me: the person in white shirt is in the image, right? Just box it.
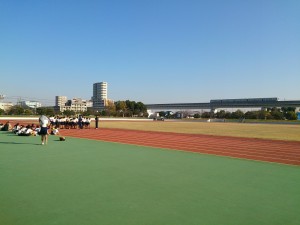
[39,115,49,145]
[51,126,60,135]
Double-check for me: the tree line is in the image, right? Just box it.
[101,100,148,117]
[156,107,298,121]
[0,100,148,117]
[195,107,298,120]
[1,103,298,121]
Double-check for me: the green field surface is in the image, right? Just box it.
[1,131,300,225]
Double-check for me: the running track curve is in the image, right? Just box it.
[60,128,300,166]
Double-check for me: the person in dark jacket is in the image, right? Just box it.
[1,121,12,131]
[78,115,83,129]
[95,116,99,129]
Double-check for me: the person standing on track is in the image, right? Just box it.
[78,115,83,129]
[39,115,50,145]
[95,115,99,129]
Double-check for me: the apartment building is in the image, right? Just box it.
[55,96,92,113]
[92,82,108,111]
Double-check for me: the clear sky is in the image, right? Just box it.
[0,0,299,106]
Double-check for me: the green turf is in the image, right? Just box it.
[1,131,300,225]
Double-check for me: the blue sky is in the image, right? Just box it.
[0,0,299,105]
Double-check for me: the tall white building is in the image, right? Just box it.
[93,82,108,111]
[55,96,68,107]
[93,82,107,100]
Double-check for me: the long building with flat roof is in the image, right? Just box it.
[146,97,300,115]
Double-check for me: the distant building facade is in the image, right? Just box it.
[92,82,108,111]
[20,101,42,108]
[55,96,68,107]
[55,96,92,113]
[0,102,14,111]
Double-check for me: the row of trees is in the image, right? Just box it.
[0,105,56,116]
[155,107,298,121]
[0,100,148,118]
[195,107,298,120]
[1,103,298,121]
[103,100,148,117]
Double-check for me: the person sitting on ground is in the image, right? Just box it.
[35,125,41,135]
[18,125,34,136]
[12,123,21,133]
[16,125,27,135]
[51,126,60,135]
[1,121,12,131]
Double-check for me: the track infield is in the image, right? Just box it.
[60,128,300,166]
[1,131,300,225]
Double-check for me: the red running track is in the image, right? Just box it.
[60,128,300,166]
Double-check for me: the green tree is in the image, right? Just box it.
[0,108,5,115]
[201,112,211,118]
[126,100,135,112]
[101,110,107,116]
[82,108,94,116]
[281,107,296,113]
[257,110,268,120]
[24,109,33,115]
[285,111,297,120]
[265,111,273,120]
[224,112,232,119]
[7,105,24,115]
[114,100,148,117]
[216,110,226,118]
[134,102,147,117]
[270,110,284,120]
[115,101,127,117]
[105,101,116,116]
[194,113,201,118]
[231,110,244,119]
[245,111,258,119]
[35,107,54,116]
[36,107,48,115]
[63,110,75,117]
[46,108,55,115]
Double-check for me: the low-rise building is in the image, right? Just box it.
[0,102,14,111]
[20,101,42,108]
[55,97,93,113]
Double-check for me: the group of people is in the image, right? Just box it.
[12,123,40,136]
[0,116,60,145]
[1,114,99,145]
[39,114,94,145]
[48,116,92,129]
